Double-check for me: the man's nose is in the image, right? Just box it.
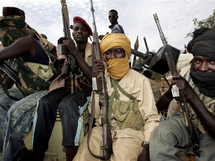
[199,62,209,72]
[109,52,117,59]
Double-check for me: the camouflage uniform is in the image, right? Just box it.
[0,11,57,161]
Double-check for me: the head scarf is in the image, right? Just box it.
[100,33,131,80]
[0,15,28,47]
[187,28,215,97]
[187,28,215,60]
[3,7,25,19]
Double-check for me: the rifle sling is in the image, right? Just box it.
[87,91,111,160]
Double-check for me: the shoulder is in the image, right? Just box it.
[128,69,144,76]
[177,53,193,72]
[13,36,34,48]
[17,36,33,43]
[85,42,92,57]
[117,23,123,27]
[85,42,92,53]
[180,64,191,77]
[9,36,35,52]
[125,69,149,83]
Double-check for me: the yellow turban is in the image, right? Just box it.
[100,33,131,80]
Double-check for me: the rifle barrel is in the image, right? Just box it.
[61,0,71,38]
[153,13,178,76]
[89,0,112,159]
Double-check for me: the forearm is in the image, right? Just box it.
[138,143,149,161]
[156,89,173,111]
[187,92,215,137]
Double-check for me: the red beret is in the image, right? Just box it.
[73,16,92,36]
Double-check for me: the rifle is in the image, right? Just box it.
[153,13,199,158]
[88,0,112,160]
[0,60,24,100]
[59,0,77,93]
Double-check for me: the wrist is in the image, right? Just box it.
[141,141,149,147]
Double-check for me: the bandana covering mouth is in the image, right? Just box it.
[190,62,215,97]
[100,33,131,80]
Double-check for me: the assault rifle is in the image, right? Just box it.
[60,0,76,93]
[153,13,199,157]
[88,0,112,160]
[0,60,24,100]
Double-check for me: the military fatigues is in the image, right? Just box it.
[0,38,56,161]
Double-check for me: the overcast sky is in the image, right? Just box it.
[1,0,215,54]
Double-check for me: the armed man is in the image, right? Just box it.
[149,28,215,160]
[73,33,160,161]
[0,7,58,161]
[32,16,93,161]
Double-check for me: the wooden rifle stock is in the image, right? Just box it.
[153,13,199,156]
[60,0,76,93]
[88,0,112,160]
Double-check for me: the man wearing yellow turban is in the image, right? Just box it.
[73,33,160,161]
[100,33,131,80]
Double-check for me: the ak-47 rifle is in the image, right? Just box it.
[88,0,112,160]
[0,60,24,100]
[59,0,77,93]
[153,13,199,158]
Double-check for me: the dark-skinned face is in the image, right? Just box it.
[105,48,125,61]
[193,55,215,72]
[108,11,118,24]
[72,22,89,43]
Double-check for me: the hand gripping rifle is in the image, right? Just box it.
[153,13,199,158]
[60,0,77,93]
[87,0,112,160]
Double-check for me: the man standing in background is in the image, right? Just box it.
[99,9,125,40]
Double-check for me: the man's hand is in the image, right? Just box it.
[171,75,194,99]
[94,60,105,77]
[62,38,76,55]
[138,144,149,161]
[98,35,105,40]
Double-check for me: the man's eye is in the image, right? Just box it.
[194,59,200,63]
[210,60,215,64]
[105,51,111,55]
[82,28,87,32]
[116,49,123,53]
